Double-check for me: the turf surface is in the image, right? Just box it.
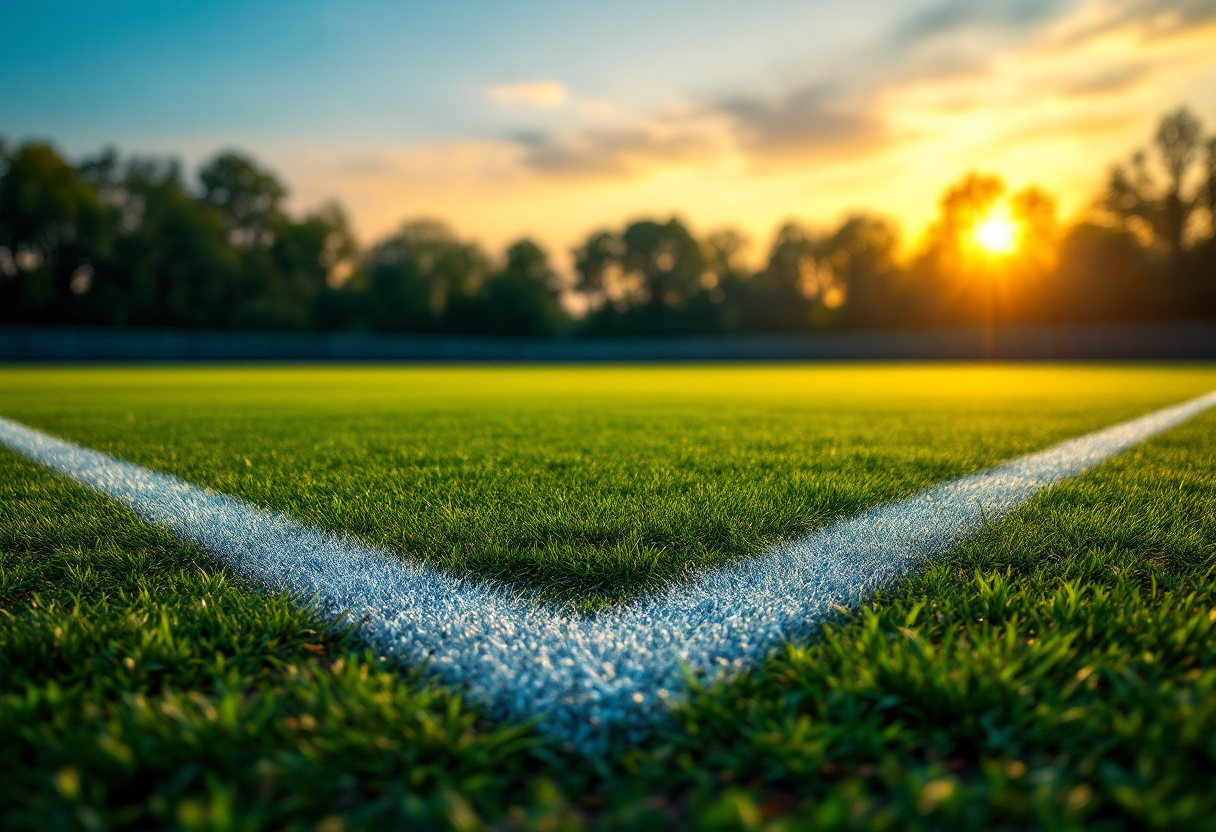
[1,364,1213,608]
[2,364,1216,830]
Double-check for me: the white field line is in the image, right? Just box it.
[2,391,1214,748]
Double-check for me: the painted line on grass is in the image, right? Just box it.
[2,391,1214,747]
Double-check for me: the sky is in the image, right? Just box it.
[3,0,1215,266]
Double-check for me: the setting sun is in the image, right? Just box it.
[975,214,1017,256]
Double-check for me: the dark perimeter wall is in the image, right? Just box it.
[2,321,1215,362]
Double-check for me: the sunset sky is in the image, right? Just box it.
[4,0,1215,266]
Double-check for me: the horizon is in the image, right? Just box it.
[5,0,1216,267]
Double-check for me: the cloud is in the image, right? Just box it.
[487,81,568,109]
[510,85,890,178]
[892,0,1069,47]
[513,124,721,176]
[887,0,1216,84]
[892,0,1216,48]
[696,1,1069,168]
[1057,62,1149,96]
[713,85,887,163]
[500,0,1215,181]
[337,157,395,175]
[1092,0,1216,36]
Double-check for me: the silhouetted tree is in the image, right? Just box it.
[620,218,707,312]
[741,223,818,331]
[454,239,566,336]
[914,173,1004,282]
[242,202,359,329]
[0,142,110,322]
[572,230,623,313]
[572,218,710,333]
[4,107,1215,337]
[906,173,1060,325]
[703,228,750,289]
[363,220,489,332]
[1204,137,1216,237]
[697,228,751,330]
[199,152,287,250]
[1047,223,1166,322]
[304,203,364,330]
[821,215,901,328]
[1104,107,1211,257]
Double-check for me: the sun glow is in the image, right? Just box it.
[974,213,1018,255]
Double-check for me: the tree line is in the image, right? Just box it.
[2,107,1214,336]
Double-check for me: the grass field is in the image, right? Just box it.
[2,365,1213,608]
[3,364,1216,830]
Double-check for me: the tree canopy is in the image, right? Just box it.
[2,107,1214,336]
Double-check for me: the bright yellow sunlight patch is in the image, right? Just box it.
[974,213,1017,255]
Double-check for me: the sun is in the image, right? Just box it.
[974,213,1018,255]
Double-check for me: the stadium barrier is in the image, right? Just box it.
[2,320,1215,361]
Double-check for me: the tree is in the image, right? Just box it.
[462,239,566,336]
[908,173,1059,325]
[6,113,1214,336]
[742,222,818,331]
[1009,188,1057,267]
[915,173,1005,283]
[818,215,900,328]
[244,201,360,329]
[572,230,624,312]
[1204,137,1216,237]
[571,218,709,333]
[0,142,111,323]
[703,228,750,291]
[98,155,240,327]
[1048,223,1166,322]
[198,152,287,250]
[1104,107,1211,256]
[619,218,707,312]
[362,220,488,332]
[736,216,902,331]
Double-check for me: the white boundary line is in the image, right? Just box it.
[2,390,1214,748]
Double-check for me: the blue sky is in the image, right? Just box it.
[4,0,1215,261]
[4,1,891,144]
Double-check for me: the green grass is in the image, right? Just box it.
[2,364,1216,830]
[653,406,1216,830]
[1,364,1213,608]
[0,449,557,831]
